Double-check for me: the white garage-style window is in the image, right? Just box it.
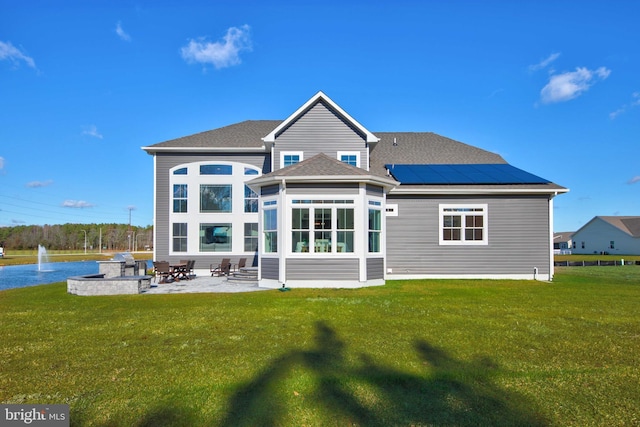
[439,204,488,245]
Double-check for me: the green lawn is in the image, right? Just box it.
[1,268,638,426]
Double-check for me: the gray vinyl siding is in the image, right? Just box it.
[274,101,369,170]
[287,183,359,196]
[286,259,359,280]
[366,185,383,196]
[367,258,384,279]
[261,184,280,196]
[154,152,268,268]
[386,195,551,275]
[261,257,279,280]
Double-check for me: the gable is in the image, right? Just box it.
[262,91,378,144]
[271,100,371,170]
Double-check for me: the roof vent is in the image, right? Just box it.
[393,137,398,146]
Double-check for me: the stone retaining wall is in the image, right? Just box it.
[67,274,153,296]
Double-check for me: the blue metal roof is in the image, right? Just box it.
[384,164,551,185]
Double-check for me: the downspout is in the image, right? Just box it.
[279,178,287,285]
[549,192,557,281]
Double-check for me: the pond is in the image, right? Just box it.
[0,261,99,291]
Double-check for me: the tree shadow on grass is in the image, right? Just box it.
[219,321,548,426]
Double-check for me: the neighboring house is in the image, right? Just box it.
[553,231,574,254]
[142,91,568,287]
[571,216,640,255]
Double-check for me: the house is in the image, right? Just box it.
[571,216,640,255]
[142,91,568,287]
[553,231,574,254]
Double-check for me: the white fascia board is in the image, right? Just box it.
[389,187,570,196]
[141,146,266,154]
[261,91,379,144]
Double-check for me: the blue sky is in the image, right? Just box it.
[1,1,638,231]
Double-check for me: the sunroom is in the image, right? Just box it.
[247,153,397,288]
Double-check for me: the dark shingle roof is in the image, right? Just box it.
[261,153,374,178]
[369,132,507,177]
[145,120,280,150]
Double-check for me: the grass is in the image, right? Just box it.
[1,268,639,426]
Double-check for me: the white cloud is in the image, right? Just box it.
[540,66,611,104]
[82,125,103,139]
[26,180,53,188]
[115,21,131,42]
[609,92,640,120]
[181,25,252,69]
[628,176,640,185]
[62,200,95,208]
[0,40,36,69]
[529,52,561,72]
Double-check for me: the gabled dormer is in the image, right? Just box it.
[262,91,379,171]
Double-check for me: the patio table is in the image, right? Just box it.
[170,263,189,281]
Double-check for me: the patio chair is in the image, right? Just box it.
[187,260,196,278]
[153,261,171,283]
[233,257,247,273]
[210,258,231,277]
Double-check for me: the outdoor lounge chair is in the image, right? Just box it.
[153,261,171,283]
[210,258,231,276]
[233,257,247,273]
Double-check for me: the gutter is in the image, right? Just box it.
[141,146,267,154]
[389,187,570,196]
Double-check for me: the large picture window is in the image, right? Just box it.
[200,223,232,252]
[439,204,488,245]
[200,185,232,213]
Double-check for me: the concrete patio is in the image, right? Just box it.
[142,272,269,294]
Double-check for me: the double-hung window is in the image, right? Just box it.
[172,223,187,252]
[368,201,382,252]
[439,204,488,245]
[263,202,278,253]
[173,184,188,213]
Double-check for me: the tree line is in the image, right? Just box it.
[0,223,153,252]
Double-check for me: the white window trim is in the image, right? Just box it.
[280,151,304,168]
[168,161,260,255]
[286,199,356,256]
[337,151,360,168]
[438,203,488,246]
